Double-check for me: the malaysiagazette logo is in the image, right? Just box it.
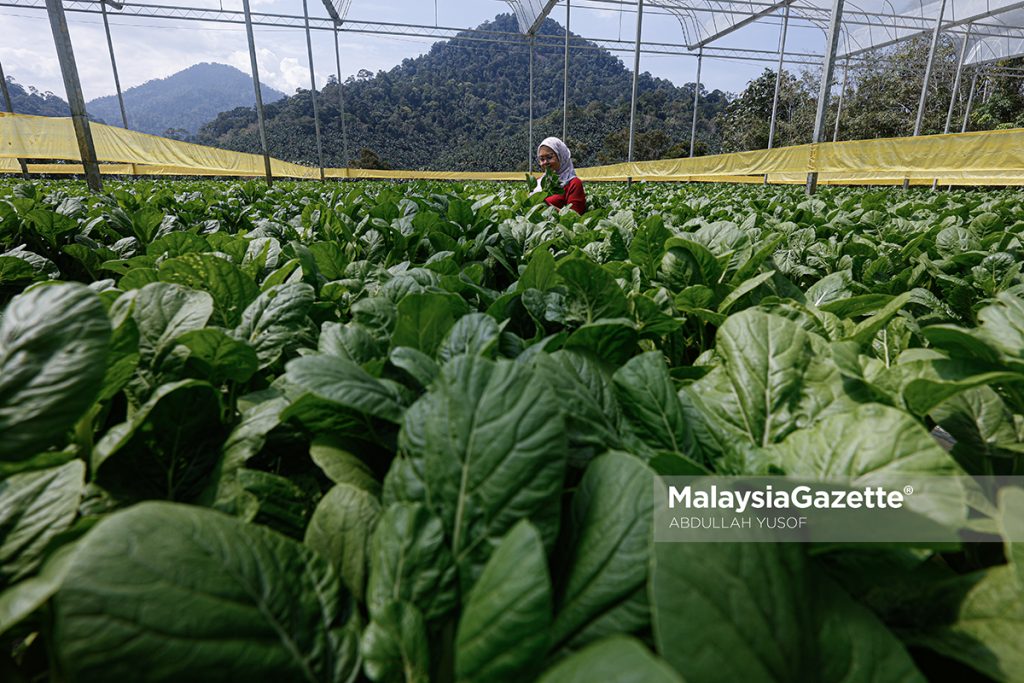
[668,483,907,513]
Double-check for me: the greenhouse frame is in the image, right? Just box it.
[5,0,1024,192]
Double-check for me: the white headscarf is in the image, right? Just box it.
[538,136,577,187]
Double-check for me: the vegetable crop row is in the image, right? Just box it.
[1,178,1023,682]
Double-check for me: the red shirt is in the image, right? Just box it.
[545,177,586,214]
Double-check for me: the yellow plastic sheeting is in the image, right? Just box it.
[8,160,1018,187]
[578,145,815,181]
[0,112,318,179]
[4,111,1024,185]
[327,168,523,181]
[577,128,1024,182]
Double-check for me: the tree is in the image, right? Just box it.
[351,148,390,169]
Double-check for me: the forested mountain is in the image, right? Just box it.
[195,14,730,171]
[86,63,286,138]
[3,78,72,117]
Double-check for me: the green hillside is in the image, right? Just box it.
[194,14,730,171]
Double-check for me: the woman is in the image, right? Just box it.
[535,136,586,214]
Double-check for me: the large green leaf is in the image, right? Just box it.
[309,437,381,495]
[159,252,259,327]
[978,292,1024,362]
[550,451,653,651]
[286,355,408,423]
[455,521,551,683]
[661,237,722,287]
[0,283,111,460]
[366,503,457,623]
[910,488,1024,681]
[202,394,288,516]
[0,256,36,283]
[391,291,469,357]
[765,403,967,532]
[53,501,357,683]
[628,215,671,281]
[93,379,224,502]
[361,601,430,683]
[536,637,682,683]
[389,347,439,390]
[651,541,925,683]
[395,355,567,587]
[768,403,961,478]
[612,352,688,457]
[806,270,855,307]
[131,282,214,371]
[176,328,259,384]
[930,386,1023,474]
[846,290,915,347]
[0,540,79,636]
[321,322,384,365]
[530,350,621,466]
[563,318,639,367]
[712,309,849,448]
[557,255,629,323]
[305,483,381,603]
[233,283,315,369]
[518,247,558,291]
[437,312,500,363]
[0,460,84,585]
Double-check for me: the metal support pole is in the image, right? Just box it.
[690,47,702,158]
[242,0,272,186]
[962,69,979,133]
[944,25,971,136]
[935,24,971,190]
[807,0,845,195]
[0,59,30,179]
[303,0,325,181]
[45,0,102,191]
[100,0,137,176]
[100,1,128,129]
[767,3,790,151]
[903,0,947,190]
[627,0,643,163]
[562,0,569,141]
[832,55,849,142]
[529,35,534,172]
[333,29,350,171]
[948,67,980,191]
[765,3,790,184]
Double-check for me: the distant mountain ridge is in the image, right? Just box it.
[194,14,731,171]
[3,78,73,117]
[5,63,285,138]
[86,63,286,137]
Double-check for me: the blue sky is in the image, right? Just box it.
[0,0,827,103]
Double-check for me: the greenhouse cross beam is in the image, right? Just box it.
[581,0,1024,41]
[687,0,795,50]
[524,0,561,35]
[0,0,828,66]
